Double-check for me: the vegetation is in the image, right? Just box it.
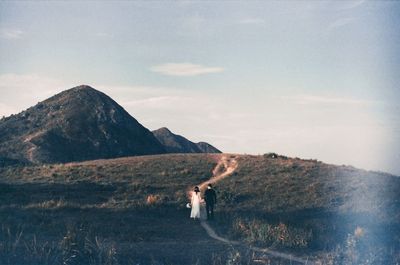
[0,154,226,264]
[1,153,399,264]
[218,154,399,215]
[230,218,313,248]
[213,154,400,263]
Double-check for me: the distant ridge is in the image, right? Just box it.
[0,85,166,163]
[0,85,222,164]
[152,127,221,154]
[196,142,222,153]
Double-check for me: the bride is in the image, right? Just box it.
[190,186,202,219]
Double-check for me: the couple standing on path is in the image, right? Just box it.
[190,183,217,220]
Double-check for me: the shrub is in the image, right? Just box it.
[146,194,162,205]
[263,153,278,159]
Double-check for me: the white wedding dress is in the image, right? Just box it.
[190,191,202,219]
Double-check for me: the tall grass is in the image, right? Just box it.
[230,218,312,248]
[319,228,400,265]
[1,154,399,263]
[0,224,119,265]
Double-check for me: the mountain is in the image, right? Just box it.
[196,142,221,153]
[152,127,221,154]
[0,85,166,163]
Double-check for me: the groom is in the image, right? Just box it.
[204,183,217,220]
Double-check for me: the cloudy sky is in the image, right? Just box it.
[0,1,399,175]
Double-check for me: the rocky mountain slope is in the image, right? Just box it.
[0,85,222,164]
[0,85,166,163]
[152,127,221,154]
[196,141,221,153]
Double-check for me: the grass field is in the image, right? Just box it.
[1,153,399,264]
[215,154,400,264]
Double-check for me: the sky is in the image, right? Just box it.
[0,1,399,175]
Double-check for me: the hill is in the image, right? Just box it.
[0,85,167,163]
[0,153,399,264]
[0,85,222,164]
[196,141,221,153]
[152,127,221,154]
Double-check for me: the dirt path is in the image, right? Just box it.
[199,154,238,191]
[197,154,315,265]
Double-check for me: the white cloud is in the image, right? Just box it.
[0,28,24,40]
[150,63,224,76]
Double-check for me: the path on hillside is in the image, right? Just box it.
[199,154,238,191]
[194,154,315,265]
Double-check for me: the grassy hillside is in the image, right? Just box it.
[0,154,217,208]
[215,154,400,263]
[0,154,226,265]
[1,153,399,264]
[219,154,399,216]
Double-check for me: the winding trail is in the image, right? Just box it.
[199,154,238,191]
[196,154,315,265]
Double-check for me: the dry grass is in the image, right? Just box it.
[0,154,233,264]
[0,153,399,264]
[216,154,399,217]
[230,218,313,248]
[212,154,400,263]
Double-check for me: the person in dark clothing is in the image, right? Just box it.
[204,183,217,220]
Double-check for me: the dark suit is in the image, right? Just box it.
[204,188,217,220]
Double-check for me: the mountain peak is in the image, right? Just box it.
[0,85,221,163]
[66,84,99,94]
[196,142,222,153]
[41,85,113,110]
[0,85,166,163]
[152,127,221,154]
[154,127,172,134]
[62,84,102,97]
[72,84,96,90]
